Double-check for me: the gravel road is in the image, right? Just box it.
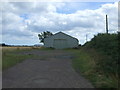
[2,50,94,88]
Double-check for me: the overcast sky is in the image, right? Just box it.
[1,1,118,45]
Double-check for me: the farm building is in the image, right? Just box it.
[44,32,79,49]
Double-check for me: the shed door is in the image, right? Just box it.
[53,39,67,49]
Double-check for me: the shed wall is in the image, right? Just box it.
[44,32,78,49]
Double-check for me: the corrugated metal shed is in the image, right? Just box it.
[44,32,79,49]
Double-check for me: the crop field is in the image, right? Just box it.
[2,46,41,51]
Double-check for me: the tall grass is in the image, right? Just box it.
[70,33,118,88]
[70,49,118,88]
[84,33,118,77]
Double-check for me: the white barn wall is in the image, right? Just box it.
[44,37,53,47]
[44,32,78,49]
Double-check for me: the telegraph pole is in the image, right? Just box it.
[106,15,108,34]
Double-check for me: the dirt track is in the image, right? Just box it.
[2,50,94,88]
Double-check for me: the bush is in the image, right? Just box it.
[84,33,118,77]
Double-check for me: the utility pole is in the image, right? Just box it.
[106,15,108,34]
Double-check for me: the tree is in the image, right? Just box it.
[38,31,53,43]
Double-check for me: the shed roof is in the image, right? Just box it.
[45,31,78,41]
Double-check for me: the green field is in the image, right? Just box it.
[2,46,42,70]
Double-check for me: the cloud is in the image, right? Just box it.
[2,12,33,37]
[2,2,65,14]
[1,2,118,45]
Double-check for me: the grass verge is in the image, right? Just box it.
[2,46,42,70]
[67,49,118,88]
